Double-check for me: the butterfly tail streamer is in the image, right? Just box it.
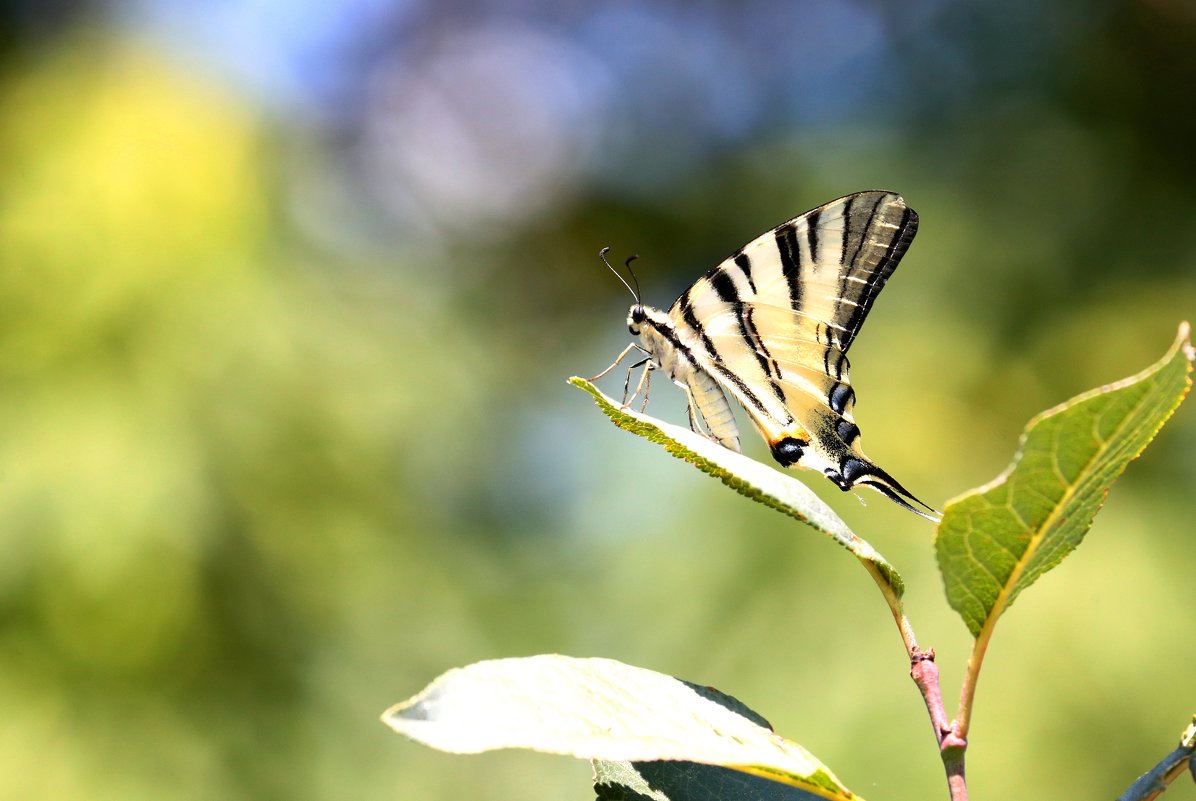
[854,462,941,522]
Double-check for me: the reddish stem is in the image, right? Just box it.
[910,648,968,801]
[862,561,968,800]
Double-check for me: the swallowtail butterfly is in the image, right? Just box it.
[595,190,938,520]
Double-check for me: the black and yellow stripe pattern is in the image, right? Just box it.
[624,191,936,519]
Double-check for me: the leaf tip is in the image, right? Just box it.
[379,706,396,728]
[1177,321,1194,364]
[379,698,416,732]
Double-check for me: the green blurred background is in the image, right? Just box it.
[1,2,1193,799]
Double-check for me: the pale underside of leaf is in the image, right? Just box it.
[936,322,1194,637]
[383,655,860,801]
[569,377,903,599]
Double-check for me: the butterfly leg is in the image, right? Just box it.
[623,359,653,409]
[622,358,650,405]
[588,342,649,382]
[638,365,653,412]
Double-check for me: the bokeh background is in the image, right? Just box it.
[1,1,1194,799]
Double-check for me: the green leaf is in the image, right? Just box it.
[936,323,1194,638]
[593,683,829,800]
[383,655,861,801]
[569,377,903,600]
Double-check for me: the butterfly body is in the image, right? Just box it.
[627,304,743,453]
[616,190,937,520]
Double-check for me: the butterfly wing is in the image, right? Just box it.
[668,190,935,518]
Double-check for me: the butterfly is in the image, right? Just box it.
[594,190,938,521]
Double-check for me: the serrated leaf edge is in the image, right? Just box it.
[944,322,1193,639]
[569,376,904,599]
[947,322,1193,505]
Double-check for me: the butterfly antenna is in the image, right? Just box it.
[623,254,643,305]
[599,247,642,305]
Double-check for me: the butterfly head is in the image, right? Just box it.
[627,304,647,335]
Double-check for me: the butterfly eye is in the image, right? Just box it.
[627,306,646,334]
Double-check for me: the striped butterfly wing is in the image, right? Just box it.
[668,191,932,516]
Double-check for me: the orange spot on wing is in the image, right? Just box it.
[769,423,810,445]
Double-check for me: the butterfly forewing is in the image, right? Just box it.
[668,191,916,442]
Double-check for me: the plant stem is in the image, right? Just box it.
[1116,717,1196,801]
[910,648,968,801]
[956,606,998,739]
[862,562,968,801]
